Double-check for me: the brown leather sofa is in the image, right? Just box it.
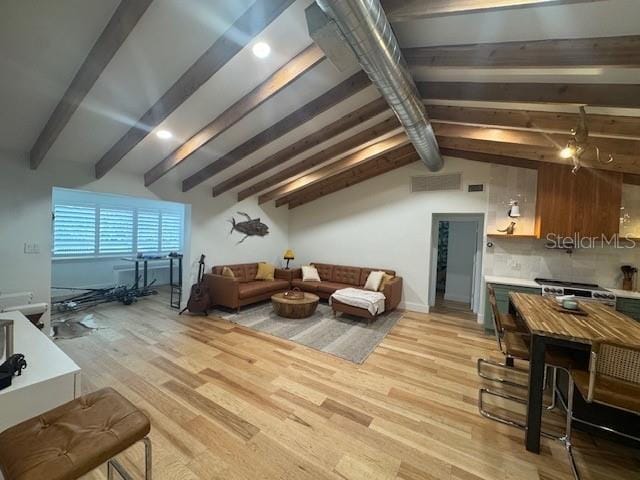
[290,262,403,318]
[205,263,292,312]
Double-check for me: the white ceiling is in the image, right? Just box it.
[1,0,639,195]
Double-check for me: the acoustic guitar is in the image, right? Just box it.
[180,254,210,315]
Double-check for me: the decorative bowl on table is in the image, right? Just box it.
[282,287,304,300]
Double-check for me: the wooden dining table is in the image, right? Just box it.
[508,292,640,453]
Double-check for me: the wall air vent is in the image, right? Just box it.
[411,173,462,193]
[468,184,484,192]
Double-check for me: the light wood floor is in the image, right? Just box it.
[54,291,639,480]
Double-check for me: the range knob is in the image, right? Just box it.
[544,287,550,292]
[594,293,602,298]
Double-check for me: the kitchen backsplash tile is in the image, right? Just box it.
[485,165,640,289]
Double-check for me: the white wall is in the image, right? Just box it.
[0,151,288,331]
[444,221,477,303]
[288,156,491,312]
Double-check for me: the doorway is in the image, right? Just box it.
[429,214,484,320]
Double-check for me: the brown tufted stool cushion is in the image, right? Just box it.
[0,387,150,480]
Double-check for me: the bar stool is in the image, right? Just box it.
[0,387,152,480]
[564,341,640,480]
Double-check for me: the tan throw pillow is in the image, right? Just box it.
[378,273,394,292]
[364,271,385,291]
[302,265,321,282]
[255,262,275,281]
[222,266,235,278]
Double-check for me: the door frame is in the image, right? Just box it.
[429,213,485,315]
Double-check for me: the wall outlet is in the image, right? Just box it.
[24,242,40,254]
[508,259,522,271]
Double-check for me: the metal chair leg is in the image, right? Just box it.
[479,388,565,440]
[477,357,529,389]
[563,379,580,480]
[143,436,152,480]
[105,436,152,480]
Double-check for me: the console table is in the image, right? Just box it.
[0,311,81,433]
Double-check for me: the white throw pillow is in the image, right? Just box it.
[364,271,385,291]
[302,265,321,282]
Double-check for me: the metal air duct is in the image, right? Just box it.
[314,0,443,171]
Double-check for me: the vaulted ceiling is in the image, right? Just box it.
[2,0,640,209]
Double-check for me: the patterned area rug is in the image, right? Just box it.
[217,301,403,364]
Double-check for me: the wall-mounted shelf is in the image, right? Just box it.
[486,234,537,239]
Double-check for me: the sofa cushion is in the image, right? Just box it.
[245,263,259,281]
[292,279,320,293]
[332,266,361,286]
[213,264,252,282]
[238,280,288,299]
[359,268,395,286]
[255,262,275,281]
[311,263,333,281]
[316,281,352,294]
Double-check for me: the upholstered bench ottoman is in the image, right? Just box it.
[0,387,151,480]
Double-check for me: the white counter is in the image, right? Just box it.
[0,311,81,432]
[606,288,640,300]
[484,275,541,289]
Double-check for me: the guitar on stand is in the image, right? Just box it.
[180,254,210,315]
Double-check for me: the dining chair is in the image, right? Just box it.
[563,340,640,480]
[477,285,529,388]
[478,286,570,431]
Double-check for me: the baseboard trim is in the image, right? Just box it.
[400,301,429,313]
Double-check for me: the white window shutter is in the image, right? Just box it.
[99,208,134,254]
[53,204,96,256]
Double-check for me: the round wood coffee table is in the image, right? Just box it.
[271,292,320,319]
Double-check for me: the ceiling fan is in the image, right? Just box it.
[559,106,614,174]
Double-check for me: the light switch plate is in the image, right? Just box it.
[24,242,40,254]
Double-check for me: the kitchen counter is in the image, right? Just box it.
[606,288,640,300]
[484,275,541,289]
[0,311,81,432]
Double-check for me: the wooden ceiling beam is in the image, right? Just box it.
[180,70,371,192]
[266,133,410,205]
[432,122,640,157]
[404,35,640,68]
[242,115,400,202]
[435,135,639,173]
[382,0,605,22]
[439,148,539,169]
[418,82,640,108]
[286,147,420,209]
[212,96,389,198]
[95,0,296,179]
[425,104,640,137]
[30,0,153,169]
[143,44,325,186]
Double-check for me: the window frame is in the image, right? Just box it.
[52,188,185,260]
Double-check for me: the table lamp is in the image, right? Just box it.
[283,249,295,269]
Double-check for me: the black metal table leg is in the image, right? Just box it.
[134,260,139,290]
[143,260,148,288]
[526,333,547,453]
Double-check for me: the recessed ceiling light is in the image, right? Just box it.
[252,42,271,59]
[156,130,172,139]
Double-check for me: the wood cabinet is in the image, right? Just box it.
[535,164,622,238]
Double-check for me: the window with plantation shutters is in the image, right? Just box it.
[137,209,160,253]
[99,208,134,254]
[52,188,185,259]
[53,204,96,256]
[161,212,182,253]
